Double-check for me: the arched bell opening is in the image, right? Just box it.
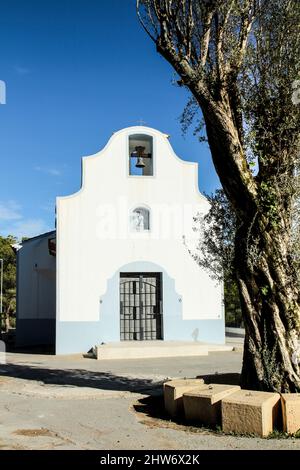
[129,134,153,176]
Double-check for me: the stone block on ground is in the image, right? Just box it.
[281,393,300,434]
[222,389,281,437]
[183,384,240,426]
[163,379,205,418]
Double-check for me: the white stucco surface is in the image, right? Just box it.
[56,126,223,324]
[17,234,56,320]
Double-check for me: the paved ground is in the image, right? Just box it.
[0,350,299,450]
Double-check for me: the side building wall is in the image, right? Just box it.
[16,232,56,348]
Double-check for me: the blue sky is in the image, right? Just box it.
[0,0,220,240]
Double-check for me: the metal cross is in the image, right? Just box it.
[137,118,146,126]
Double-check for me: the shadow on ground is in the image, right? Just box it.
[197,372,241,386]
[0,358,241,399]
[133,372,241,427]
[0,362,164,395]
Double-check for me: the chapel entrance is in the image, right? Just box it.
[120,273,163,341]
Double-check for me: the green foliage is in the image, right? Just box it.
[260,286,269,297]
[267,430,300,439]
[0,235,17,331]
[261,321,280,391]
[191,189,243,326]
[224,279,243,327]
[192,187,299,326]
[258,182,280,226]
[242,1,300,170]
[172,0,300,179]
[192,189,236,282]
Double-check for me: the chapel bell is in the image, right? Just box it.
[135,146,146,168]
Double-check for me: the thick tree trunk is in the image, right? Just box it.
[203,104,300,392]
[235,217,300,392]
[137,0,300,393]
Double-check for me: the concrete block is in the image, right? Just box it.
[281,393,300,434]
[222,389,281,437]
[183,384,240,426]
[163,379,205,417]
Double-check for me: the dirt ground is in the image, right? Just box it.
[0,350,299,450]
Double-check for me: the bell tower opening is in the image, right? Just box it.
[129,134,153,176]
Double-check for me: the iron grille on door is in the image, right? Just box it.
[120,273,163,341]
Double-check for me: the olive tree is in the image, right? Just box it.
[137,0,300,391]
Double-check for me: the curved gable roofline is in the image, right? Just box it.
[56,125,208,203]
[85,125,169,159]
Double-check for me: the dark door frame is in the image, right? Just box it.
[119,272,163,341]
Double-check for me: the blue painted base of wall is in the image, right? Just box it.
[56,260,225,354]
[16,319,55,347]
[55,317,225,354]
[56,321,105,354]
[164,316,225,344]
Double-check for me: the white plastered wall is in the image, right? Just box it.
[17,235,56,320]
[56,126,223,323]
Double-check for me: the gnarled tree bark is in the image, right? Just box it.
[137,0,300,391]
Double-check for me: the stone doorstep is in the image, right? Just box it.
[95,341,233,360]
[281,393,300,434]
[163,379,205,418]
[182,384,241,426]
[222,389,281,437]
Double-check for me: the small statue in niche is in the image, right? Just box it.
[134,210,144,231]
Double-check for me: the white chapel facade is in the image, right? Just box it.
[16,126,225,354]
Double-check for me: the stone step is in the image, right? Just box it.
[95,341,233,360]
